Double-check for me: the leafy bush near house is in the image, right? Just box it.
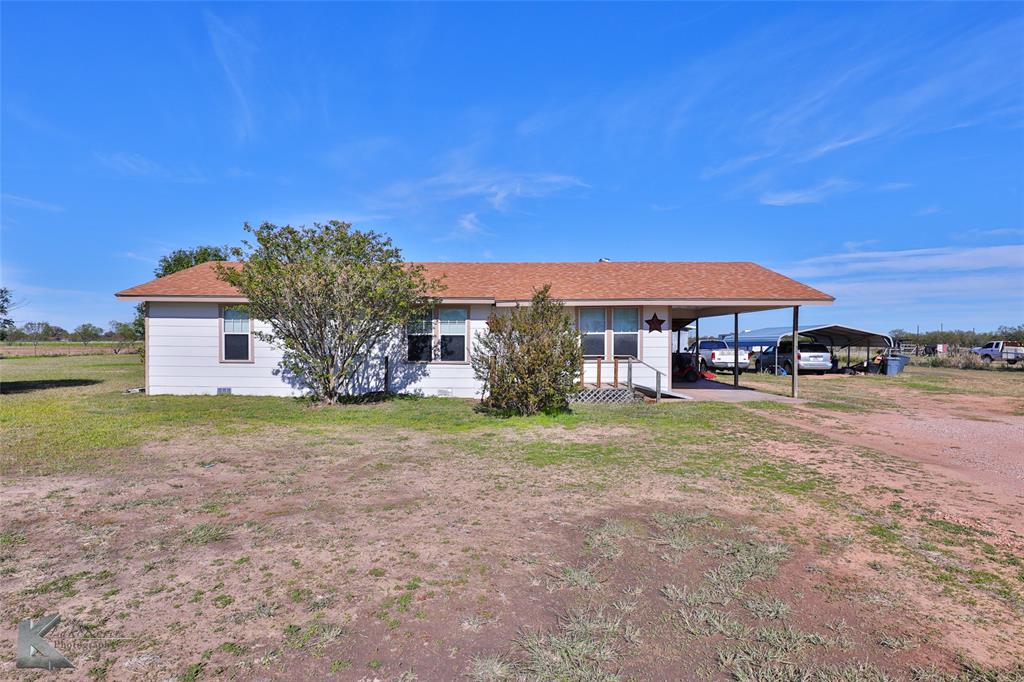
[218,221,440,404]
[472,285,582,416]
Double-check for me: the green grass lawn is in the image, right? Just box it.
[2,354,783,476]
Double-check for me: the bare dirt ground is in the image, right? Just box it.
[744,373,1024,537]
[2,362,1023,681]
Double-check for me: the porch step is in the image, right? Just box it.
[570,386,643,404]
[631,383,693,401]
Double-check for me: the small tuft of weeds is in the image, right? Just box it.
[877,630,915,651]
[178,662,205,682]
[516,608,621,681]
[553,565,602,591]
[466,654,514,681]
[181,524,230,546]
[744,595,791,621]
[0,531,27,546]
[460,614,486,632]
[284,621,345,650]
[585,519,634,560]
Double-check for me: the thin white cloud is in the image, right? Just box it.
[204,10,256,140]
[916,205,942,216]
[789,244,1024,278]
[437,212,491,242]
[876,182,913,192]
[841,239,878,251]
[759,178,858,206]
[814,271,1021,302]
[699,150,778,180]
[94,152,206,183]
[808,271,1024,322]
[3,280,101,299]
[696,13,1023,186]
[379,165,587,211]
[954,227,1024,240]
[117,251,160,265]
[95,152,161,176]
[1,193,64,212]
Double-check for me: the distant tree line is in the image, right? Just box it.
[889,324,1024,348]
[1,319,139,352]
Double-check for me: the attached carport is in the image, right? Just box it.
[724,324,893,371]
[670,299,833,399]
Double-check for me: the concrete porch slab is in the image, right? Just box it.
[670,378,801,403]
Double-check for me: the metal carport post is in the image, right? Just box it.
[733,313,740,387]
[791,306,799,399]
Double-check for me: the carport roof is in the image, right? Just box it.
[723,324,893,348]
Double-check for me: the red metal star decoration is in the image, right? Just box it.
[645,313,665,332]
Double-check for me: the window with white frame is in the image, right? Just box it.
[406,309,433,362]
[439,307,468,362]
[612,307,639,358]
[222,306,251,362]
[579,308,606,358]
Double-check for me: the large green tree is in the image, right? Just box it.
[72,323,103,345]
[472,285,582,415]
[107,320,139,354]
[132,245,232,336]
[0,287,17,340]
[217,221,440,403]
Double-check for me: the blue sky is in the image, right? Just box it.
[2,2,1022,336]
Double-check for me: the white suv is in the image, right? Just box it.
[688,340,750,372]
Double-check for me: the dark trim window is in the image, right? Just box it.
[579,308,606,358]
[221,306,252,362]
[439,307,468,362]
[406,310,433,362]
[612,307,639,358]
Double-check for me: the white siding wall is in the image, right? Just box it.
[148,302,300,396]
[147,302,671,398]
[146,301,487,398]
[638,304,670,385]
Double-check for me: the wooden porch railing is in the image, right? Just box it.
[580,357,665,402]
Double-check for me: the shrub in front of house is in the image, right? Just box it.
[472,285,582,416]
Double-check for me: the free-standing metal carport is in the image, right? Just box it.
[721,324,893,371]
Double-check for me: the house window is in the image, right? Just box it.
[579,308,606,357]
[612,307,639,358]
[222,306,251,362]
[407,309,433,362]
[439,307,468,362]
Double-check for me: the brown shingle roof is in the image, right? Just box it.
[116,260,833,303]
[117,261,245,299]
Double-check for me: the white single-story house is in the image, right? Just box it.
[115,261,833,398]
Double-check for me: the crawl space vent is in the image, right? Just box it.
[217,387,232,395]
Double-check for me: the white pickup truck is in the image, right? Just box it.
[970,340,1023,365]
[688,340,750,372]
